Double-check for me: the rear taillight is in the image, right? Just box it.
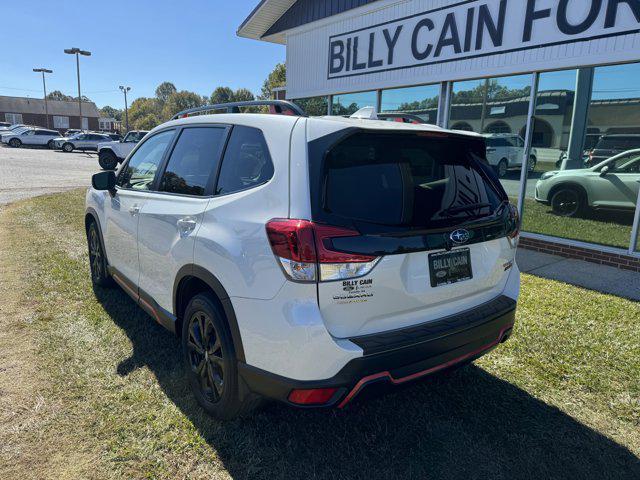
[266,219,380,283]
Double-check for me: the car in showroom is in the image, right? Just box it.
[484,134,538,178]
[85,100,520,419]
[96,130,148,169]
[535,149,640,216]
[3,128,60,148]
[53,132,113,152]
[585,134,640,167]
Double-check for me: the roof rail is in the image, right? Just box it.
[171,100,307,120]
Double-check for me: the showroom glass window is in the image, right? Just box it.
[331,91,376,116]
[292,96,328,116]
[448,74,532,194]
[520,64,640,250]
[380,84,439,125]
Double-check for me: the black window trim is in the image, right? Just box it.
[115,122,275,199]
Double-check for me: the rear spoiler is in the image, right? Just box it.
[171,100,307,120]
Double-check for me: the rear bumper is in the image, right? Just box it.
[238,295,516,408]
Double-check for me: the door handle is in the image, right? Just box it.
[129,205,140,216]
[177,217,198,237]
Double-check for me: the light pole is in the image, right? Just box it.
[33,68,53,129]
[63,47,91,130]
[119,85,131,132]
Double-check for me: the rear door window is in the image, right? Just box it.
[215,125,274,195]
[320,131,504,229]
[159,127,227,196]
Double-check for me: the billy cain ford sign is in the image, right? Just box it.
[328,0,640,79]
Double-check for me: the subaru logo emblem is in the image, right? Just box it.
[450,229,470,245]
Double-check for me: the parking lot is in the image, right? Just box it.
[0,145,98,205]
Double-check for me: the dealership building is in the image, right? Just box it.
[239,0,640,271]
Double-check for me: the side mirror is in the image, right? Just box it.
[600,166,610,176]
[92,171,117,193]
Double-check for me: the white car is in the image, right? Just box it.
[97,130,148,170]
[53,132,112,152]
[4,128,60,148]
[85,102,520,419]
[1,125,31,142]
[484,134,538,178]
[535,149,640,216]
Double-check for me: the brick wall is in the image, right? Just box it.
[0,111,99,132]
[519,235,640,272]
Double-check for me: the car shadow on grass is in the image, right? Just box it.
[94,286,640,480]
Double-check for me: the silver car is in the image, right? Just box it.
[54,133,113,152]
[535,149,640,216]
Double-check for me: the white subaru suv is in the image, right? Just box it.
[85,101,520,419]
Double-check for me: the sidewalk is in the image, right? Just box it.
[517,248,640,301]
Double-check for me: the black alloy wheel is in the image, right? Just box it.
[186,309,225,403]
[551,188,582,217]
[181,293,260,420]
[87,222,112,287]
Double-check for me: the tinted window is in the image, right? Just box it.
[216,126,274,195]
[486,137,509,147]
[117,130,174,190]
[323,132,503,228]
[159,127,226,196]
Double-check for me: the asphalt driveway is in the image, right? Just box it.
[0,145,100,205]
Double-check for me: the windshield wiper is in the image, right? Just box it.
[442,202,492,215]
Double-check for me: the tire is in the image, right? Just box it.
[47,140,54,149]
[87,221,113,287]
[496,159,508,178]
[98,150,118,170]
[528,155,537,173]
[182,293,259,420]
[8,138,21,148]
[550,187,585,217]
[62,142,74,153]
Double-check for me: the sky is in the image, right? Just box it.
[3,1,640,113]
[0,0,284,109]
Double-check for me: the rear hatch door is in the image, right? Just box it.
[309,130,517,339]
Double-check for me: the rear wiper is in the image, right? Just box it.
[442,202,491,215]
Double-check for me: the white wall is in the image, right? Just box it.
[285,0,640,98]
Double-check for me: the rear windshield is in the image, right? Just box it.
[320,131,504,230]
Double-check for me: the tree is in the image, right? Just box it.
[46,90,74,101]
[232,88,255,102]
[99,105,123,121]
[135,113,162,130]
[155,82,177,104]
[260,63,286,99]
[128,97,161,129]
[210,86,234,105]
[294,97,328,116]
[161,90,204,120]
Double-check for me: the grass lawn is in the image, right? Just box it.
[521,198,634,249]
[0,189,639,479]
